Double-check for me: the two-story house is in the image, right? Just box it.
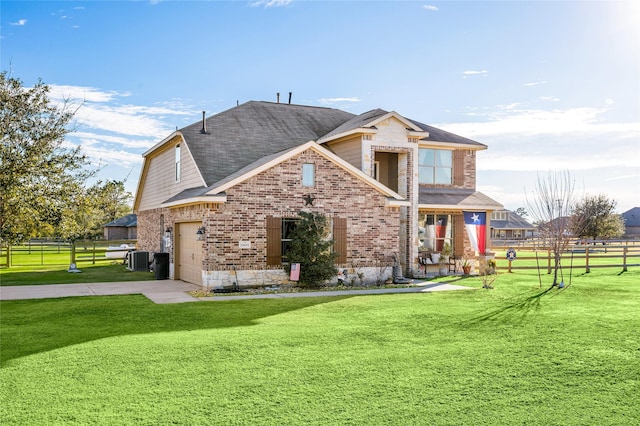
[134,101,502,288]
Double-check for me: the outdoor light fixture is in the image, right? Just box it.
[165,227,172,238]
[196,227,205,241]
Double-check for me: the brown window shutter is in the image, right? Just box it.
[454,214,464,256]
[266,216,282,266]
[453,150,465,186]
[333,217,347,264]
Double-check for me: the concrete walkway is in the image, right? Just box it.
[0,280,473,304]
[0,280,202,304]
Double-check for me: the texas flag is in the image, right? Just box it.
[463,211,487,254]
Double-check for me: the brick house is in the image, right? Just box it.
[102,214,137,240]
[134,101,501,287]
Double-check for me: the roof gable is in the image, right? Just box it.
[161,142,408,207]
[180,101,355,187]
[317,109,427,143]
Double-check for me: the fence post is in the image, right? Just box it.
[585,247,590,273]
[92,241,96,265]
[7,244,11,268]
[40,241,44,265]
[547,249,552,274]
[623,246,628,272]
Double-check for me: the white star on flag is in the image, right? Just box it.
[471,213,480,223]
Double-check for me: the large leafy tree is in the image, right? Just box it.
[286,211,337,287]
[0,71,91,244]
[571,194,624,240]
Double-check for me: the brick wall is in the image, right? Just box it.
[137,148,400,286]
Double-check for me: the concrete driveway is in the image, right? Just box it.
[0,280,473,304]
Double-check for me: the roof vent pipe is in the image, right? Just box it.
[288,92,292,104]
[277,92,280,103]
[201,111,206,134]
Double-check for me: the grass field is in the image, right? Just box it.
[1,268,638,425]
[0,263,155,286]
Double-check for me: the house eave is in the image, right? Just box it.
[418,204,501,211]
[160,195,227,209]
[419,141,487,150]
[387,198,411,207]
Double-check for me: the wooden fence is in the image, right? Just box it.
[491,242,640,274]
[0,239,137,268]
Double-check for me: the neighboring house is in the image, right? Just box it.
[133,101,502,287]
[490,210,536,240]
[102,214,137,240]
[621,207,640,237]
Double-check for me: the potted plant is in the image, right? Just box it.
[441,242,452,261]
[438,255,449,276]
[461,257,472,275]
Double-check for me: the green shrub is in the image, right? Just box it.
[286,211,337,287]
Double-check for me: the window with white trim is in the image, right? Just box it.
[175,144,181,182]
[418,148,452,184]
[302,163,315,187]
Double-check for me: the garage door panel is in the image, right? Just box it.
[176,222,203,285]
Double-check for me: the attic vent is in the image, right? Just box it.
[201,111,207,134]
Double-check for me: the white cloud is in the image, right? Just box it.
[318,97,361,105]
[423,5,438,11]
[524,80,547,86]
[48,84,196,139]
[439,104,640,139]
[72,131,155,150]
[462,70,488,78]
[539,96,560,102]
[49,84,130,103]
[10,19,27,26]
[250,0,293,7]
[438,103,640,192]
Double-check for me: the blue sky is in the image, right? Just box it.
[2,0,639,214]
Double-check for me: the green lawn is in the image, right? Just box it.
[0,263,155,286]
[1,269,638,425]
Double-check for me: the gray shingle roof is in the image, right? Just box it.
[320,108,388,140]
[174,101,489,201]
[491,211,536,230]
[103,213,137,228]
[410,119,487,147]
[418,187,502,209]
[181,101,355,187]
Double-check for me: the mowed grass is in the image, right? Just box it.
[0,263,155,286]
[1,269,639,425]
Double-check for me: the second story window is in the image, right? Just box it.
[419,148,452,184]
[175,144,181,182]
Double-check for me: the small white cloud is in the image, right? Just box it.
[318,97,361,105]
[540,96,560,102]
[605,98,614,105]
[423,5,438,11]
[10,19,27,26]
[250,0,292,7]
[49,85,130,103]
[462,70,488,78]
[524,81,547,87]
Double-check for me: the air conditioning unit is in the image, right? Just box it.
[127,251,149,272]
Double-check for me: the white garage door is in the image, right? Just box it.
[176,222,203,285]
